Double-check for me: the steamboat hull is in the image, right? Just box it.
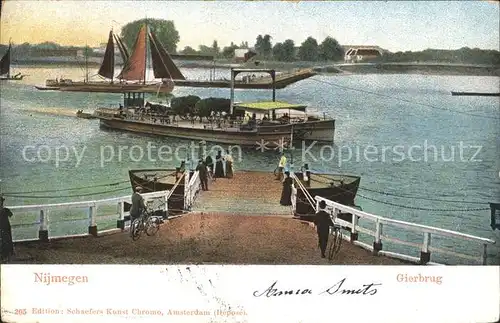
[260,119,335,143]
[128,169,185,215]
[98,117,293,147]
[57,82,174,94]
[294,174,360,222]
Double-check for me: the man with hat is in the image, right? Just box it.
[314,200,334,258]
[0,195,14,262]
[130,186,146,235]
[196,159,209,191]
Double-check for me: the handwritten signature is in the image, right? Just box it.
[253,278,381,297]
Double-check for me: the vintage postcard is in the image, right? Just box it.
[0,0,499,322]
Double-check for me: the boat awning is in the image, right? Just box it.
[234,101,307,112]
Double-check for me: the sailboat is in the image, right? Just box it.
[40,25,185,93]
[0,43,26,81]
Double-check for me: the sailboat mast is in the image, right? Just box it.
[7,42,11,78]
[111,28,114,84]
[143,22,147,85]
[85,43,88,83]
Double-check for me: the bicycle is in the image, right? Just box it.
[327,224,343,260]
[130,209,162,241]
[207,165,216,182]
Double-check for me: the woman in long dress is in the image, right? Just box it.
[0,196,14,262]
[214,150,225,178]
[205,155,214,178]
[280,171,293,206]
[225,152,234,179]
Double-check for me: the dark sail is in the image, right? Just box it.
[114,34,130,63]
[97,31,115,80]
[148,33,171,79]
[149,31,185,80]
[0,44,11,76]
[118,25,147,81]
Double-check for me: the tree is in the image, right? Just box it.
[240,41,249,48]
[282,39,296,61]
[36,41,61,49]
[273,40,296,61]
[198,45,213,55]
[255,34,272,57]
[298,37,319,61]
[222,42,239,59]
[212,40,220,57]
[194,98,231,122]
[121,18,180,53]
[171,95,201,117]
[181,46,198,55]
[319,37,344,61]
[272,42,285,61]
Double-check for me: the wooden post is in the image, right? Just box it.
[117,201,125,230]
[271,70,276,102]
[481,244,488,265]
[373,219,383,254]
[184,171,190,210]
[163,192,169,219]
[230,69,235,115]
[420,232,431,264]
[350,211,359,242]
[88,205,97,237]
[38,209,49,242]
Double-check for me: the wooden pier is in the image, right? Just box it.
[191,171,293,216]
[5,169,497,265]
[174,69,316,89]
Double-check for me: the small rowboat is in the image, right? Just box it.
[35,86,60,91]
[451,91,500,97]
[76,111,97,119]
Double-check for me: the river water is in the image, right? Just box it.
[1,65,499,264]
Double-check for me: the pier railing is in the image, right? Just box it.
[9,190,169,242]
[315,196,496,265]
[184,170,201,210]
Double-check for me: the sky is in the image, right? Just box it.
[1,1,499,52]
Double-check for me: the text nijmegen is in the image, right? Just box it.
[34,272,89,286]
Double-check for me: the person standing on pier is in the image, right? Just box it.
[314,200,334,258]
[205,155,214,176]
[130,187,146,236]
[276,153,287,180]
[196,160,209,191]
[280,172,293,206]
[0,195,14,263]
[225,151,234,179]
[214,150,225,178]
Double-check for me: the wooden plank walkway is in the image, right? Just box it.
[191,171,294,216]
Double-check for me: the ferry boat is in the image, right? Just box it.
[293,168,361,221]
[128,168,186,214]
[94,67,335,147]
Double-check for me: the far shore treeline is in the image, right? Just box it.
[1,18,499,65]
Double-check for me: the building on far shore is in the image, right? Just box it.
[342,45,389,63]
[234,48,257,63]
